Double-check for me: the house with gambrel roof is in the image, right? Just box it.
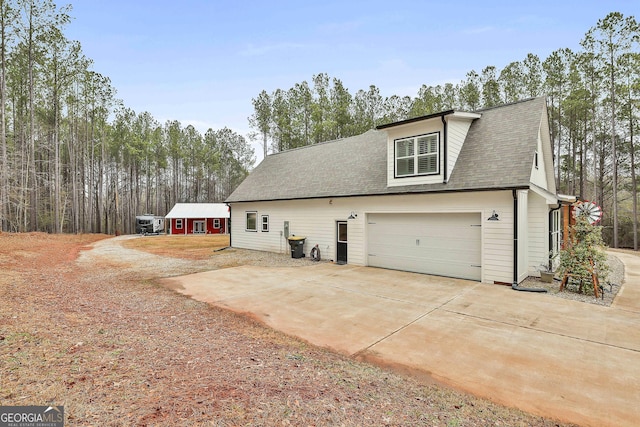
[226,97,560,285]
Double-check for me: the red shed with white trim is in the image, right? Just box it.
[165,203,230,235]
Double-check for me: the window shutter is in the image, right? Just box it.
[397,158,414,175]
[418,154,437,173]
[397,139,414,157]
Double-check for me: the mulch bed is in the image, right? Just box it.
[520,253,624,307]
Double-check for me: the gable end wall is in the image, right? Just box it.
[447,119,473,179]
[527,191,550,275]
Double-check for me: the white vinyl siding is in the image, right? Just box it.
[539,109,557,194]
[527,191,551,274]
[446,118,473,179]
[232,200,341,259]
[530,131,548,189]
[230,190,523,284]
[517,190,529,283]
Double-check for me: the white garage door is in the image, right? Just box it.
[367,213,482,281]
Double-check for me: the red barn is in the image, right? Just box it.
[165,203,229,235]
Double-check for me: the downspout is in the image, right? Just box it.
[512,189,518,287]
[512,189,547,293]
[442,115,448,183]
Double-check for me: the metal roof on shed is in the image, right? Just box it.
[165,203,230,219]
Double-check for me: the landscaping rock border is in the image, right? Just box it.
[520,253,624,306]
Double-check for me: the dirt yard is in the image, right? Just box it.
[0,233,576,426]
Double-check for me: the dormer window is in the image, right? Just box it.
[395,132,439,177]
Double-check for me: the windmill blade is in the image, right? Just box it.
[573,201,603,225]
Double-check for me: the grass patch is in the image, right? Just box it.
[122,234,230,260]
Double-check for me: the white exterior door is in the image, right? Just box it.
[367,213,482,281]
[336,221,348,264]
[194,220,205,234]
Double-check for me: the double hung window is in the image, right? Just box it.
[395,133,439,177]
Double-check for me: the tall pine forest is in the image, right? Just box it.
[249,12,640,249]
[0,0,255,235]
[1,2,639,249]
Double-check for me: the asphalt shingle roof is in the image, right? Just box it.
[226,97,547,203]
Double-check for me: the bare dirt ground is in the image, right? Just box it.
[0,233,576,426]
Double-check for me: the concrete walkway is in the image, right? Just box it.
[161,254,640,427]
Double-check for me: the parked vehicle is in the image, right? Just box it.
[135,214,165,235]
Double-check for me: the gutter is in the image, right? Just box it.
[225,185,532,204]
[376,109,455,129]
[511,189,547,293]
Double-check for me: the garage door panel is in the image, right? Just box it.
[369,253,480,280]
[367,213,481,281]
[368,224,474,239]
[369,230,479,244]
[368,243,479,263]
[369,235,479,252]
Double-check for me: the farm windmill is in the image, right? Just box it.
[560,200,606,298]
[573,200,603,225]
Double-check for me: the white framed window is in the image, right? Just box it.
[535,151,539,169]
[246,211,257,232]
[550,209,561,270]
[213,218,220,228]
[395,133,439,177]
[176,219,183,229]
[261,215,269,232]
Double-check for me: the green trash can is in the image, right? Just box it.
[288,236,306,258]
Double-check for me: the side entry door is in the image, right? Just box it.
[336,221,347,264]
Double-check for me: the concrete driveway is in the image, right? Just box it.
[161,253,640,427]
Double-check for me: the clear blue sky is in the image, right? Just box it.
[66,1,637,161]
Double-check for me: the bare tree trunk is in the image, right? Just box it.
[592,102,597,202]
[580,126,586,200]
[630,113,637,250]
[114,164,120,235]
[610,49,618,248]
[0,1,8,232]
[53,56,61,233]
[0,13,7,232]
[87,108,94,232]
[97,132,105,233]
[27,6,37,231]
[155,166,161,217]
